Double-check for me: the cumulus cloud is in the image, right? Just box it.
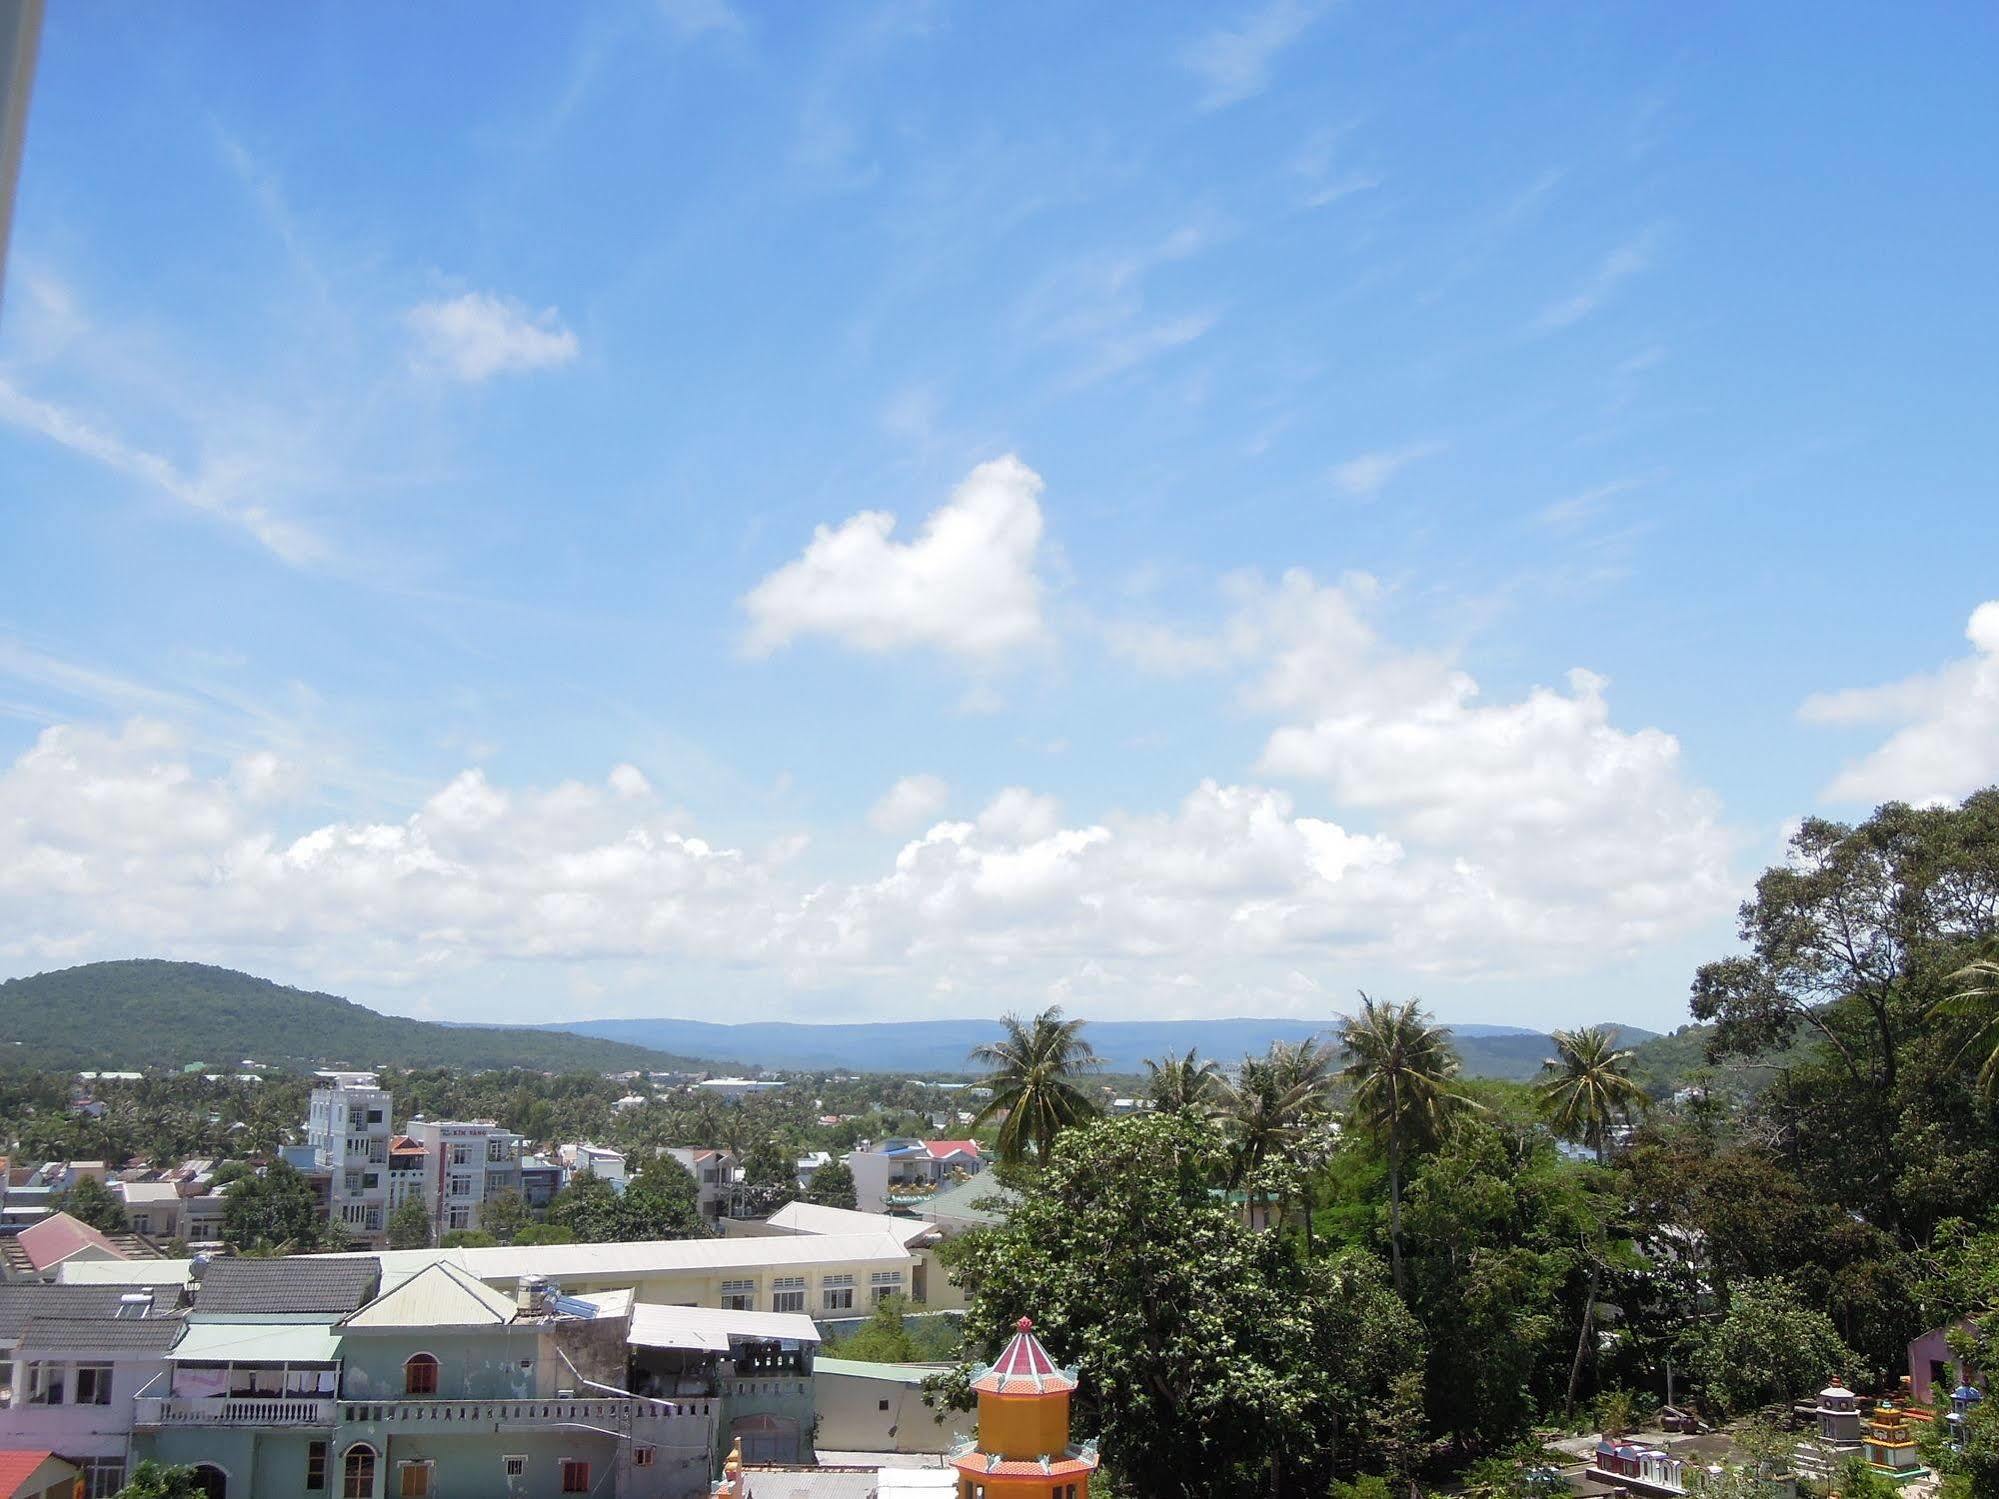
[1801,600,1999,806]
[868,774,951,834]
[406,292,580,382]
[1,696,1731,1010]
[1110,569,1738,952]
[740,455,1049,662]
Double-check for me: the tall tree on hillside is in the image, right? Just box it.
[1535,1026,1649,1165]
[1339,994,1475,1296]
[968,1007,1101,1167]
[1144,1048,1227,1117]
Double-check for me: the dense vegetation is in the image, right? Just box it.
[0,960,717,1072]
[931,789,1999,1499]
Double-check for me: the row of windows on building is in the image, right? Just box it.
[309,1442,625,1498]
[717,1269,905,1314]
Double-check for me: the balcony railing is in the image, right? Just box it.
[337,1396,696,1432]
[135,1396,336,1427]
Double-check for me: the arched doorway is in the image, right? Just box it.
[191,1465,227,1499]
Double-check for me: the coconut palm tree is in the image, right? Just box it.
[1534,1026,1649,1165]
[1935,954,1999,1095]
[1338,993,1474,1296]
[968,1007,1102,1166]
[1144,1048,1227,1117]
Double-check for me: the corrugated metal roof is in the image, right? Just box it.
[342,1260,519,1330]
[627,1303,822,1353]
[765,1203,938,1247]
[169,1322,342,1362]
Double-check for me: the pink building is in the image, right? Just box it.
[1910,1320,1978,1407]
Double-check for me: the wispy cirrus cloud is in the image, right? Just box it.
[1182,0,1331,111]
[1533,230,1658,331]
[1330,440,1443,499]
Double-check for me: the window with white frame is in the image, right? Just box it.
[75,1363,113,1405]
[720,1278,756,1311]
[503,1456,526,1478]
[78,1459,124,1498]
[452,1144,471,1166]
[634,1446,655,1467]
[449,1174,474,1197]
[25,1362,63,1405]
[447,1206,471,1230]
[772,1275,806,1313]
[870,1269,905,1303]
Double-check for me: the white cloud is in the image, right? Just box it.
[658,0,742,37]
[740,455,1049,662]
[406,292,580,382]
[1801,600,1999,806]
[869,774,950,834]
[1533,232,1656,331]
[1182,0,1329,111]
[1111,569,1738,955]
[1331,441,1443,499]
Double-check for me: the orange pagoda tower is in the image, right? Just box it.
[949,1316,1101,1498]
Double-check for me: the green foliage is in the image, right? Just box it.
[220,1159,323,1251]
[1690,1277,1859,1416]
[968,1006,1102,1165]
[386,1198,432,1250]
[58,1174,129,1233]
[546,1159,707,1243]
[1534,1027,1648,1164]
[479,1188,530,1243]
[823,1295,964,1362]
[114,1461,207,1498]
[1834,1455,1901,1499]
[513,1222,579,1245]
[440,1229,499,1248]
[1326,1478,1394,1499]
[947,1113,1427,1497]
[0,959,708,1071]
[801,1159,858,1210]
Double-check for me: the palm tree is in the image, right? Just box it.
[1224,1037,1340,1250]
[1338,993,1474,1296]
[1935,955,1999,1095]
[968,1007,1102,1166]
[1534,1026,1649,1165]
[1144,1048,1226,1117]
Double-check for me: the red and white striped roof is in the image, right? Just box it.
[971,1317,1077,1395]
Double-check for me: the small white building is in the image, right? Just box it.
[560,1142,629,1195]
[696,1077,788,1103]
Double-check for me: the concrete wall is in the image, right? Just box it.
[339,1326,542,1401]
[0,1350,159,1460]
[813,1366,971,1454]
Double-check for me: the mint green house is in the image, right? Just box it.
[133,1258,719,1498]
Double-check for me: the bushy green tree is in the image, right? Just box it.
[547,1159,707,1243]
[801,1159,857,1210]
[386,1198,432,1250]
[220,1159,323,1250]
[480,1187,530,1243]
[945,1113,1426,1497]
[58,1174,129,1233]
[114,1460,206,1498]
[1690,1276,1859,1416]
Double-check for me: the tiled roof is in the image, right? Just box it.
[14,1211,124,1272]
[971,1317,1077,1395]
[0,1284,164,1342]
[926,1140,982,1159]
[193,1257,381,1316]
[15,1314,185,1352]
[0,1453,63,1494]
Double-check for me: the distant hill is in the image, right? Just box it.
[0,961,720,1074]
[547,1015,1662,1080]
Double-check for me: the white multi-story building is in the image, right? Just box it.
[406,1119,523,1237]
[844,1138,985,1214]
[559,1142,628,1194]
[665,1147,739,1226]
[305,1072,391,1245]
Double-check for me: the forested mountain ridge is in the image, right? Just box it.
[0,960,720,1073]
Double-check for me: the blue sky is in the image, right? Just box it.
[2,2,1995,1032]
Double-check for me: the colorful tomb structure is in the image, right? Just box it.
[1948,1384,1985,1451]
[948,1317,1100,1499]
